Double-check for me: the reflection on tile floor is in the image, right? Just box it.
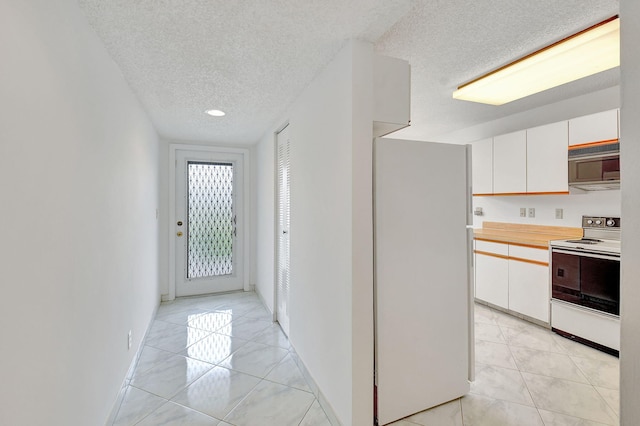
[112,294,620,425]
[391,303,620,426]
[111,292,330,426]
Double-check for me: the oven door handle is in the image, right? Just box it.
[552,248,620,261]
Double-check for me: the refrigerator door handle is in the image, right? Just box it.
[465,144,474,226]
[467,227,476,382]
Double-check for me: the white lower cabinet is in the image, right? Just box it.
[475,240,550,323]
[474,241,509,309]
[475,252,509,309]
[508,259,549,322]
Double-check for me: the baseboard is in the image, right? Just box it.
[289,347,342,426]
[104,302,159,425]
[254,285,276,322]
[252,290,341,424]
[104,379,129,426]
[475,299,551,329]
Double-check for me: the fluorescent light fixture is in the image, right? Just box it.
[205,109,226,116]
[453,16,619,105]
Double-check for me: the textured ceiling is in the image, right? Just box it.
[78,0,619,145]
[375,0,620,141]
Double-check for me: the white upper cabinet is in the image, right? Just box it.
[493,130,527,194]
[471,109,617,196]
[472,138,493,194]
[373,55,411,138]
[527,121,569,193]
[568,109,618,146]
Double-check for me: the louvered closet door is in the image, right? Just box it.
[276,125,291,336]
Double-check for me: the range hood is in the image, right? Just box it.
[570,181,620,191]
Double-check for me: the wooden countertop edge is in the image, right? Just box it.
[474,231,583,248]
[473,222,583,248]
[474,235,551,249]
[480,221,583,237]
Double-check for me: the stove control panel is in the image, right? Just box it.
[582,216,620,229]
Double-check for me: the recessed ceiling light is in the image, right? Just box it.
[205,109,226,117]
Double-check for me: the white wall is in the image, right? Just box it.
[620,1,640,423]
[0,1,159,425]
[255,132,276,313]
[254,40,375,425]
[288,41,354,424]
[349,40,375,426]
[473,191,621,228]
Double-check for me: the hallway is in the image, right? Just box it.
[111,292,331,425]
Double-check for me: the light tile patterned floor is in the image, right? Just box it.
[111,292,331,426]
[111,293,620,425]
[390,303,620,426]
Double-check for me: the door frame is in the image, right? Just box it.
[168,144,251,301]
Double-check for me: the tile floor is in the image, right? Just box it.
[111,291,331,426]
[110,293,620,426]
[390,303,620,426]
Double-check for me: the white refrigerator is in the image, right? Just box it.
[374,137,475,425]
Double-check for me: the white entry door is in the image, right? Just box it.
[175,149,244,296]
[276,125,291,335]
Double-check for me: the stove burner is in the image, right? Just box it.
[565,238,603,245]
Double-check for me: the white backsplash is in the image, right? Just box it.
[472,190,621,228]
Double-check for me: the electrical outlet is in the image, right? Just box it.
[128,330,132,350]
[528,208,535,218]
[555,208,563,219]
[520,207,526,217]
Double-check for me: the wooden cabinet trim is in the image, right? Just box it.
[474,250,509,260]
[474,238,509,245]
[475,238,548,250]
[475,250,549,266]
[475,237,519,246]
[508,241,549,250]
[509,256,549,267]
[473,191,570,197]
[568,138,619,150]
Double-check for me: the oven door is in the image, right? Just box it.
[552,248,620,315]
[551,251,581,303]
[580,255,620,315]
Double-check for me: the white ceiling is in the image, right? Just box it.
[78,0,619,145]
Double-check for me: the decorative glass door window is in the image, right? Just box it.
[187,162,235,278]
